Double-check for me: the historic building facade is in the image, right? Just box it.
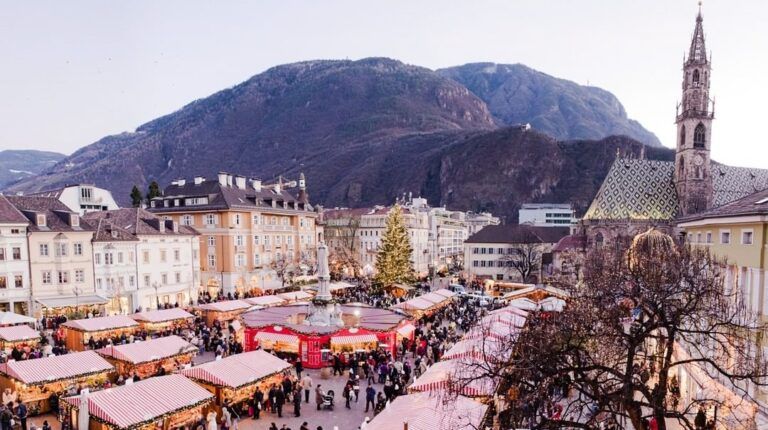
[0,195,31,315]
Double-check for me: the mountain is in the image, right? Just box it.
[437,63,662,146]
[6,57,666,221]
[0,150,65,189]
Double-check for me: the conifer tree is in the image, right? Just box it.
[374,204,414,287]
[129,185,143,208]
[146,180,162,203]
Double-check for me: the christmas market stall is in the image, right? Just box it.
[0,351,114,415]
[181,350,290,413]
[408,359,498,399]
[129,308,194,334]
[0,325,41,350]
[96,335,197,379]
[243,295,287,308]
[61,316,140,352]
[0,311,36,327]
[383,283,415,299]
[432,288,457,300]
[366,391,489,430]
[63,374,213,430]
[276,290,313,303]
[196,300,250,326]
[391,293,450,319]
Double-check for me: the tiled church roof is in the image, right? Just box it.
[583,159,768,221]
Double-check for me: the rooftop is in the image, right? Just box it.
[465,224,569,244]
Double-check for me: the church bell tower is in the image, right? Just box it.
[675,4,714,216]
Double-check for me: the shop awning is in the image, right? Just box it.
[463,322,519,341]
[244,296,287,307]
[68,374,213,430]
[230,320,242,332]
[0,350,114,385]
[433,288,457,299]
[392,297,436,311]
[419,292,449,304]
[36,295,108,309]
[277,291,313,302]
[0,325,40,342]
[408,360,497,397]
[130,308,194,324]
[366,392,488,430]
[330,333,378,346]
[96,335,196,364]
[198,300,251,312]
[62,315,139,332]
[181,350,291,388]
[442,337,509,363]
[255,332,300,346]
[396,323,416,338]
[0,312,36,326]
[481,312,526,328]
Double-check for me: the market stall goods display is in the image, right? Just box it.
[366,391,489,430]
[61,316,139,352]
[64,374,213,430]
[181,350,290,406]
[96,335,197,378]
[129,308,194,332]
[0,325,41,349]
[0,351,114,415]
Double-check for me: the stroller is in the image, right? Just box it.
[320,389,335,411]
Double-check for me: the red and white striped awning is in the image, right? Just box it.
[96,335,196,364]
[0,350,114,385]
[244,296,287,307]
[198,300,251,312]
[396,323,416,338]
[0,325,40,342]
[463,322,519,340]
[432,289,457,299]
[330,334,378,346]
[481,312,526,328]
[442,337,509,363]
[130,308,194,324]
[62,315,138,333]
[365,392,488,430]
[73,374,213,429]
[255,332,300,346]
[277,291,313,302]
[408,360,497,397]
[181,350,291,388]
[392,298,436,311]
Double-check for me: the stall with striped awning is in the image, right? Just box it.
[366,391,489,430]
[64,374,213,430]
[254,331,300,352]
[96,335,197,379]
[129,308,194,333]
[0,325,41,349]
[61,316,140,352]
[408,359,497,398]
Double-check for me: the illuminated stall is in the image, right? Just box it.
[243,296,287,308]
[383,284,414,299]
[366,391,488,430]
[181,350,290,413]
[96,335,197,379]
[197,300,250,326]
[0,325,41,350]
[129,308,194,333]
[0,351,114,415]
[276,290,314,303]
[64,374,213,430]
[61,316,139,352]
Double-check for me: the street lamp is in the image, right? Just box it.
[152,282,160,310]
[73,286,83,317]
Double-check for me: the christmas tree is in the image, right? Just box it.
[374,204,414,287]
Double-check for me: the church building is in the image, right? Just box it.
[580,7,768,247]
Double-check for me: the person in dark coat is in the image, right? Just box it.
[274,388,285,418]
[293,388,301,417]
[252,388,264,419]
[694,407,707,430]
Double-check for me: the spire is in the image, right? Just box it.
[688,2,707,64]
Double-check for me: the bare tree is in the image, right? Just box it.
[326,215,362,279]
[270,254,291,287]
[501,241,544,283]
[453,231,768,430]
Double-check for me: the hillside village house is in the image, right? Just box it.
[148,172,319,296]
[0,196,31,315]
[29,184,119,215]
[463,224,569,284]
[84,208,201,313]
[5,196,100,317]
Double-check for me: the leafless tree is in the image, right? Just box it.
[451,233,768,430]
[270,254,291,287]
[326,215,362,279]
[501,241,544,283]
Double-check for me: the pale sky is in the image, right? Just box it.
[1,1,766,168]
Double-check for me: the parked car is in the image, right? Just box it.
[448,284,467,295]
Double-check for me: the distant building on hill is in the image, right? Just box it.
[518,203,575,227]
[28,184,120,215]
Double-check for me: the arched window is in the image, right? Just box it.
[692,69,700,85]
[679,125,686,147]
[679,157,685,176]
[694,123,706,148]
[595,233,604,248]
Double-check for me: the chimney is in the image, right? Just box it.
[227,174,234,187]
[194,176,205,185]
[235,175,246,190]
[171,220,179,233]
[251,179,262,192]
[177,178,186,186]
[218,172,228,187]
[157,218,166,233]
[274,182,282,193]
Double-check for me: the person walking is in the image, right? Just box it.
[295,359,303,379]
[293,388,301,417]
[343,382,352,409]
[0,404,11,430]
[365,385,376,413]
[15,400,27,430]
[274,388,285,418]
[301,374,313,403]
[315,385,324,411]
[252,388,263,420]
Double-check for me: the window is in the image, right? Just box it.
[36,214,46,227]
[129,276,135,288]
[80,187,92,201]
[128,252,134,263]
[706,232,712,244]
[0,249,4,261]
[252,214,260,226]
[472,260,479,267]
[205,214,216,226]
[207,236,215,247]
[117,252,124,264]
[235,254,245,267]
[595,233,604,248]
[41,271,52,284]
[742,231,754,245]
[58,271,69,284]
[160,250,167,262]
[10,229,19,235]
[721,231,731,244]
[175,272,181,283]
[692,69,700,85]
[236,235,244,246]
[14,275,22,288]
[70,215,80,227]
[39,243,49,257]
[0,277,5,289]
[144,275,150,288]
[75,269,85,283]
[680,125,686,147]
[687,233,693,242]
[253,235,260,245]
[480,261,486,267]
[55,243,67,257]
[488,248,494,255]
[254,254,260,266]
[693,123,706,148]
[182,215,193,226]
[96,278,102,289]
[11,248,20,260]
[174,249,180,261]
[234,214,242,226]
[73,242,83,256]
[161,274,168,285]
[276,236,282,245]
[696,233,702,243]
[264,236,270,246]
[94,253,101,264]
[282,217,289,226]
[207,255,216,269]
[142,251,150,264]
[104,253,113,265]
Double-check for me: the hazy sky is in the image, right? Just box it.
[1,1,766,168]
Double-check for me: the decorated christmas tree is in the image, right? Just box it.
[374,204,415,287]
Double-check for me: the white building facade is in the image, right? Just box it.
[0,196,32,315]
[30,184,120,215]
[518,203,575,227]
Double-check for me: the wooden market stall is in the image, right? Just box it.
[197,300,250,326]
[276,290,313,303]
[0,351,114,415]
[391,296,444,319]
[129,308,195,333]
[243,295,287,308]
[366,391,488,430]
[408,359,497,399]
[181,350,290,413]
[96,335,197,379]
[328,328,379,354]
[0,311,37,327]
[0,325,41,350]
[63,374,213,430]
[61,316,139,352]
[384,283,415,299]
